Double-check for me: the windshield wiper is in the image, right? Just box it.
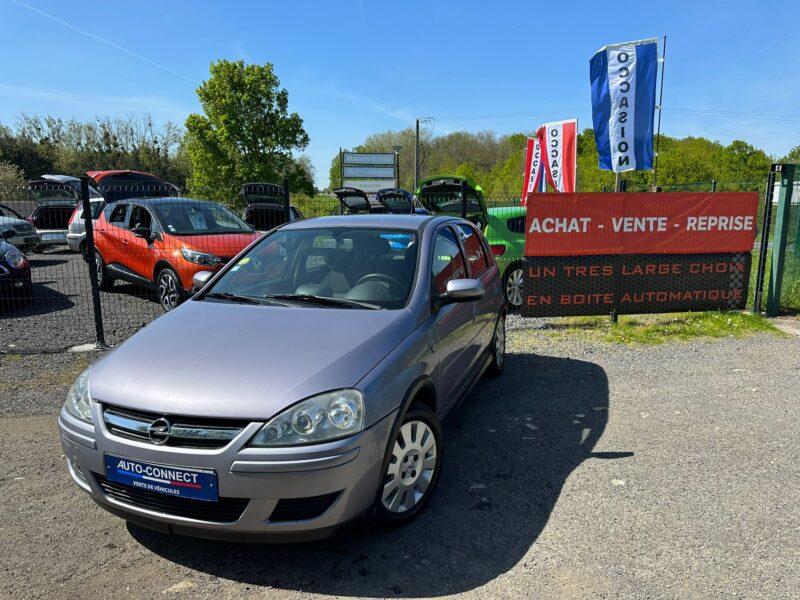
[264,294,382,310]
[202,291,265,305]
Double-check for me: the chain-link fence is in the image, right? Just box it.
[1,176,793,354]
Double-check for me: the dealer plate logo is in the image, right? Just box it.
[147,417,171,445]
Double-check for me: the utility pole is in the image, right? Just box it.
[414,119,420,192]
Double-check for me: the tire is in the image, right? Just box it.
[156,266,184,312]
[486,312,505,378]
[503,263,525,310]
[94,251,113,291]
[372,404,443,528]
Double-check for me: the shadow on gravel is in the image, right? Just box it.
[129,352,629,597]
[0,282,74,319]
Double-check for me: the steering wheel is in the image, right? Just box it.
[354,273,406,296]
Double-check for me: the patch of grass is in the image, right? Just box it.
[542,311,782,345]
[292,194,340,217]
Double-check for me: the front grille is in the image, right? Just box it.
[97,475,249,522]
[103,406,248,449]
[269,492,340,522]
[13,223,34,233]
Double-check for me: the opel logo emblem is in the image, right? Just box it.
[148,417,171,445]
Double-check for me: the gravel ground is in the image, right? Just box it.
[0,249,163,352]
[1,325,798,599]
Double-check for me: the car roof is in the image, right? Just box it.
[488,205,527,216]
[112,197,214,208]
[283,214,446,231]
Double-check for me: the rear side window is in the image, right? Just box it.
[507,216,526,234]
[432,228,468,294]
[108,203,128,226]
[456,224,489,277]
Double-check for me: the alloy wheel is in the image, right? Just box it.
[158,271,180,311]
[381,420,438,513]
[505,267,524,307]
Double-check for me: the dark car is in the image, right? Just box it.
[376,188,415,214]
[0,233,32,304]
[333,187,384,214]
[415,176,489,230]
[240,182,304,232]
[87,170,178,203]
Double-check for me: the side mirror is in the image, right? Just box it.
[192,270,213,291]
[435,278,485,308]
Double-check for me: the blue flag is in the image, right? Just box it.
[590,39,658,173]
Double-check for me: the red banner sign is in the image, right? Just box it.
[524,192,758,256]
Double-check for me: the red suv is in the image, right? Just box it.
[93,197,260,311]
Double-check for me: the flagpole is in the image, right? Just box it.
[652,35,667,189]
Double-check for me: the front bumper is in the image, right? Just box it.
[58,403,396,542]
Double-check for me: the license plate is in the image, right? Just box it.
[104,454,218,502]
[41,232,66,242]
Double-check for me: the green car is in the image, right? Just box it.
[484,206,527,309]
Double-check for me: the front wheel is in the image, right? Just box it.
[156,267,184,312]
[372,404,442,527]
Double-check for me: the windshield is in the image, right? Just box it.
[206,227,418,309]
[153,202,253,235]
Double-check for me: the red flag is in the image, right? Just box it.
[520,135,544,207]
[541,119,577,192]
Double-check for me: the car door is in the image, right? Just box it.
[455,223,497,352]
[100,202,130,267]
[125,204,158,281]
[430,225,483,411]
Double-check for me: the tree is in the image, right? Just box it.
[0,161,26,188]
[185,60,312,203]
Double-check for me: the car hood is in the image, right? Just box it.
[90,300,416,420]
[166,233,261,258]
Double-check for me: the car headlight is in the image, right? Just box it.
[181,247,222,266]
[248,389,364,447]
[5,247,27,269]
[65,368,92,423]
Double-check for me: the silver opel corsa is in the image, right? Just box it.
[58,214,505,541]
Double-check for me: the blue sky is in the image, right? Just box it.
[1,0,798,186]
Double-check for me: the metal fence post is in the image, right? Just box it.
[80,176,106,347]
[753,169,777,314]
[282,177,290,223]
[711,179,717,192]
[766,164,795,316]
[460,180,468,219]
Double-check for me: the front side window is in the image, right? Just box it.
[153,202,253,236]
[128,205,153,230]
[431,228,467,295]
[206,227,418,310]
[456,224,489,277]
